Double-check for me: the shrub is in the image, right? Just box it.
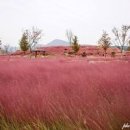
[82,52,87,57]
[71,36,80,54]
[111,52,116,57]
[68,51,74,55]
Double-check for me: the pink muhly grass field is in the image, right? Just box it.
[0,57,130,130]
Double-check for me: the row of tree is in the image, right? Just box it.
[66,25,130,56]
[1,25,130,55]
[98,25,130,56]
[20,27,80,54]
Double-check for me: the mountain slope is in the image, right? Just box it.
[47,39,69,46]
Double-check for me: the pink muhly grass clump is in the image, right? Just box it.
[0,58,130,130]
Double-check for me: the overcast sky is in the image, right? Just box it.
[0,0,130,46]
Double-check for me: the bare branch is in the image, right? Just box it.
[25,27,42,51]
[66,29,73,45]
[112,25,130,53]
[4,44,10,54]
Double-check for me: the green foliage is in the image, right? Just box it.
[98,31,111,57]
[19,33,29,52]
[71,36,80,53]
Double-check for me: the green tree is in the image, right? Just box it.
[19,33,29,53]
[98,31,111,57]
[71,36,80,54]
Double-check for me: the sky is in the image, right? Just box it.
[0,0,130,46]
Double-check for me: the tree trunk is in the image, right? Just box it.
[121,46,124,53]
[104,50,107,58]
[120,46,124,58]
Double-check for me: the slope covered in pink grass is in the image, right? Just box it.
[0,57,130,130]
